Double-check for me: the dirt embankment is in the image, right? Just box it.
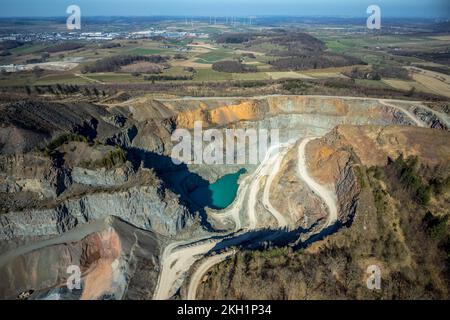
[0,217,161,300]
[305,125,450,224]
[195,126,450,300]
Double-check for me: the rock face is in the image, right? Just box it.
[0,150,200,242]
[0,101,120,155]
[161,96,418,131]
[0,185,197,240]
[71,166,132,187]
[305,131,361,225]
[0,154,58,197]
[0,217,161,300]
[194,125,450,300]
[305,124,450,224]
[268,146,329,229]
[0,95,446,300]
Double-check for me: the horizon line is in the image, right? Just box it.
[0,15,448,19]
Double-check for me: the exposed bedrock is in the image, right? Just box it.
[0,217,161,300]
[0,96,439,239]
[304,124,450,226]
[0,95,445,299]
[0,184,199,241]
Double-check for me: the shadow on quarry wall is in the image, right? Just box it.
[126,147,215,231]
[209,224,317,253]
[208,218,353,254]
[296,222,342,249]
[294,195,358,249]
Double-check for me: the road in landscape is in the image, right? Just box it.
[74,73,105,84]
[183,138,344,299]
[153,238,220,300]
[261,144,294,228]
[379,100,427,128]
[0,219,111,268]
[155,98,431,300]
[297,137,338,227]
[246,142,293,229]
[187,250,235,300]
[153,142,294,300]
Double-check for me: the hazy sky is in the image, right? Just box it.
[0,0,448,18]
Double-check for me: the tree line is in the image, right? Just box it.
[81,55,169,73]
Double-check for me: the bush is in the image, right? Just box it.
[144,74,193,81]
[430,177,450,195]
[99,42,121,49]
[40,42,84,53]
[282,80,308,94]
[423,212,449,240]
[373,66,411,80]
[344,67,381,81]
[42,133,88,155]
[174,53,188,60]
[270,53,364,71]
[82,55,168,73]
[212,60,257,73]
[101,147,127,169]
[393,155,431,205]
[0,50,11,56]
[416,185,432,205]
[216,33,254,44]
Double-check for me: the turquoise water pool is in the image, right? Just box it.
[189,168,247,210]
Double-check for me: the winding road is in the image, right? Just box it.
[246,142,293,229]
[187,251,235,300]
[379,100,427,128]
[261,143,295,228]
[155,98,430,300]
[153,143,294,300]
[297,137,338,227]
[184,138,340,300]
[153,238,220,300]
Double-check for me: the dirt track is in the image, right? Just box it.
[154,95,431,301]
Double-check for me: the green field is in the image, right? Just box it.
[1,19,448,100]
[9,43,47,55]
[193,68,233,81]
[125,47,172,55]
[194,49,236,64]
[35,73,89,85]
[232,72,270,81]
[354,79,394,89]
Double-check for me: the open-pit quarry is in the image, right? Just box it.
[0,95,449,300]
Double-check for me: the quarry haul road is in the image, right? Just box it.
[412,102,450,128]
[247,142,294,229]
[379,100,427,128]
[261,146,291,228]
[162,138,344,300]
[205,142,294,231]
[153,142,296,300]
[153,238,220,300]
[0,219,112,268]
[260,142,298,228]
[297,137,338,227]
[154,96,431,300]
[185,137,341,300]
[187,250,235,300]
[155,94,423,103]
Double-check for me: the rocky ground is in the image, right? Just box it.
[195,125,450,300]
[0,94,448,300]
